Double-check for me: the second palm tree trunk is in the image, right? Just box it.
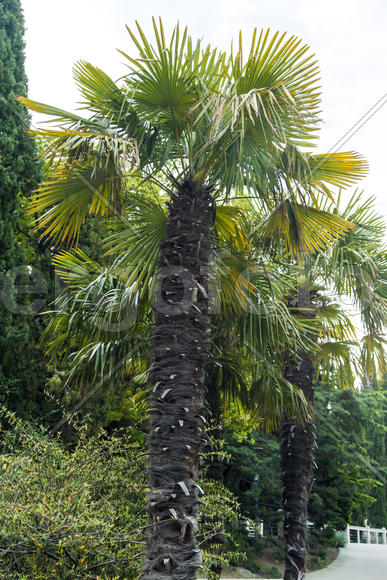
[280,285,317,580]
[142,179,215,580]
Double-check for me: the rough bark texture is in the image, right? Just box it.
[280,286,317,580]
[141,179,215,580]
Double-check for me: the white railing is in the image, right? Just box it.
[347,525,387,544]
[245,522,387,544]
[245,520,264,538]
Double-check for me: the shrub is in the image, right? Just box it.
[0,409,147,578]
[0,408,242,578]
[200,479,245,577]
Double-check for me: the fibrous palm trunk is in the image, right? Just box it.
[280,286,317,580]
[142,179,215,580]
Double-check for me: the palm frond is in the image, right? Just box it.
[360,334,387,380]
[121,19,223,136]
[73,60,128,115]
[103,195,166,298]
[214,205,251,251]
[209,28,321,146]
[53,248,103,284]
[311,193,387,335]
[306,151,368,192]
[29,161,123,244]
[317,301,357,342]
[43,250,151,388]
[248,361,312,432]
[258,199,354,257]
[17,96,95,125]
[314,340,357,389]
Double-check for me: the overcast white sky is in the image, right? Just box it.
[22,0,387,217]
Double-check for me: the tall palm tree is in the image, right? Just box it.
[43,199,315,580]
[44,196,370,580]
[260,192,387,580]
[43,206,325,580]
[20,20,366,578]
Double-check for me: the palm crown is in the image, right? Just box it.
[20,19,366,245]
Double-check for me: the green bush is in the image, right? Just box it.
[242,558,263,573]
[0,409,147,578]
[0,408,242,579]
[200,479,245,577]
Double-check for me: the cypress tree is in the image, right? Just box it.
[0,0,53,420]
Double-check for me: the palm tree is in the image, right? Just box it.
[38,188,319,580]
[43,211,313,580]
[44,195,371,580]
[20,20,366,578]
[259,192,387,580]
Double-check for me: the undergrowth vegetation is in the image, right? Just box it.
[0,408,242,579]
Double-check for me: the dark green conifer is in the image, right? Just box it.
[0,0,52,420]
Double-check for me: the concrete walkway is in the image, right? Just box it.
[306,543,387,579]
[220,543,387,579]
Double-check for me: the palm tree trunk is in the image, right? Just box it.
[280,286,317,580]
[142,179,215,580]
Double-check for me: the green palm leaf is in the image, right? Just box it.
[208,28,321,145]
[29,161,123,244]
[248,362,311,432]
[314,340,357,389]
[258,199,354,257]
[307,151,368,192]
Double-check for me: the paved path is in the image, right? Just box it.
[306,543,387,579]
[220,543,387,579]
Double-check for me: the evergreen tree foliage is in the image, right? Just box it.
[0,0,35,270]
[355,376,387,528]
[310,382,386,534]
[208,382,386,545]
[0,0,52,421]
[218,429,282,529]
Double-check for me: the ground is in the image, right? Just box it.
[210,540,338,579]
[306,543,387,579]
[214,543,387,579]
